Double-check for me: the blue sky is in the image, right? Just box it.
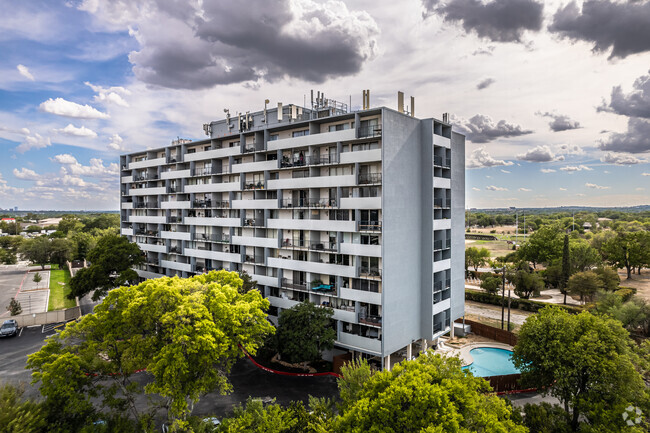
[0,0,649,210]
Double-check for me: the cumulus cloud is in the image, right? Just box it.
[466,146,514,168]
[107,134,125,151]
[13,167,40,180]
[600,152,646,165]
[541,168,557,173]
[453,114,533,143]
[39,98,109,119]
[422,0,544,43]
[85,81,130,107]
[16,133,51,153]
[598,70,650,119]
[517,145,555,162]
[81,0,380,89]
[0,172,24,197]
[561,165,593,172]
[559,187,567,191]
[477,78,495,90]
[643,172,650,177]
[536,111,581,131]
[519,187,531,192]
[500,169,510,173]
[53,124,98,138]
[549,1,650,59]
[486,185,508,191]
[585,182,609,190]
[557,144,584,155]
[52,154,119,179]
[16,64,34,80]
[472,187,481,191]
[599,118,650,154]
[472,46,495,56]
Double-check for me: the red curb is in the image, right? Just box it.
[13,271,29,299]
[239,345,341,378]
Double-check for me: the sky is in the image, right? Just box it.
[0,0,649,211]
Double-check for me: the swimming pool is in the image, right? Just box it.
[462,347,520,377]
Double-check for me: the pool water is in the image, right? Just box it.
[462,347,520,377]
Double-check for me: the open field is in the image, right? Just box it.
[48,267,76,310]
[465,239,514,258]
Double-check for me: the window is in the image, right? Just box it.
[361,235,380,245]
[352,141,380,152]
[328,123,350,132]
[292,130,309,137]
[269,134,279,141]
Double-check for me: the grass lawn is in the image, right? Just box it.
[48,268,76,311]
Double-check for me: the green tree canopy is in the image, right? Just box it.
[519,224,563,267]
[567,271,601,304]
[465,247,491,272]
[601,231,645,279]
[276,302,336,364]
[511,269,544,299]
[28,271,274,431]
[68,234,143,300]
[0,383,47,433]
[480,273,501,295]
[512,307,646,431]
[19,236,51,269]
[334,355,527,433]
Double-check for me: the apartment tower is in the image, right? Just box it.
[119,93,465,369]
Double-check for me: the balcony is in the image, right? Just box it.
[184,216,240,227]
[268,257,356,278]
[244,255,265,265]
[266,218,356,232]
[161,231,191,241]
[231,199,277,210]
[243,218,264,227]
[434,198,451,209]
[129,157,166,169]
[191,168,213,177]
[281,278,308,292]
[160,260,192,273]
[339,287,381,304]
[184,182,239,193]
[280,154,339,168]
[359,315,382,328]
[195,233,230,243]
[339,197,380,210]
[339,242,381,257]
[120,228,133,236]
[168,216,182,224]
[359,266,381,279]
[433,279,452,292]
[268,128,356,151]
[267,174,356,190]
[232,235,277,249]
[340,148,382,164]
[129,215,166,224]
[358,173,382,185]
[184,146,240,162]
[133,201,159,209]
[184,248,240,263]
[337,332,381,354]
[134,230,159,237]
[161,200,191,209]
[138,242,167,253]
[231,160,277,174]
[358,125,381,138]
[129,186,167,196]
[358,221,382,232]
[280,198,336,208]
[244,181,265,191]
[433,155,451,169]
[280,239,337,252]
[192,200,230,209]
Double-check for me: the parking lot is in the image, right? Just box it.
[0,264,30,319]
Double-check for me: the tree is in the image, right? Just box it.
[57,215,84,235]
[19,237,51,269]
[25,225,42,234]
[0,383,47,433]
[602,231,644,279]
[465,247,490,272]
[32,272,42,289]
[561,234,570,304]
[569,239,600,273]
[237,270,257,294]
[512,307,645,431]
[28,271,274,431]
[68,231,95,260]
[68,234,143,300]
[7,299,22,316]
[480,273,501,295]
[567,271,600,304]
[519,223,563,268]
[276,302,336,364]
[50,238,73,269]
[593,266,620,291]
[333,354,527,432]
[512,269,544,299]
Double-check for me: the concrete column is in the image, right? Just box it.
[406,343,412,361]
[384,354,391,371]
[450,323,455,339]
[421,338,428,353]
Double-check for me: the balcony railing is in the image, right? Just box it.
[280,198,336,208]
[358,221,382,232]
[196,233,230,243]
[359,266,381,278]
[244,182,265,190]
[135,230,159,237]
[434,198,451,209]
[280,154,339,168]
[359,315,382,327]
[134,202,159,209]
[359,173,382,184]
[244,219,264,227]
[358,125,382,138]
[434,279,452,292]
[192,168,212,176]
[433,155,452,168]
[243,145,256,153]
[169,216,182,224]
[281,239,337,252]
[281,278,308,292]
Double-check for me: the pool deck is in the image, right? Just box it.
[446,342,514,367]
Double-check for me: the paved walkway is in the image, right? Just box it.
[465,301,531,325]
[466,283,581,306]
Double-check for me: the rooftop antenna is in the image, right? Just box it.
[224,109,232,130]
[397,91,404,113]
[263,99,269,123]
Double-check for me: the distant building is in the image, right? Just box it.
[1,218,16,223]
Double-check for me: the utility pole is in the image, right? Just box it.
[515,211,518,245]
[500,265,506,330]
[507,288,512,332]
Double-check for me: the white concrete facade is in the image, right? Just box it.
[120,103,465,367]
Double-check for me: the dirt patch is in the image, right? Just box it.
[618,269,650,302]
[464,239,515,258]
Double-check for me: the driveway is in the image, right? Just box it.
[0,264,31,318]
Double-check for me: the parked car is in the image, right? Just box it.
[0,319,18,337]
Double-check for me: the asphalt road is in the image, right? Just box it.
[0,326,55,398]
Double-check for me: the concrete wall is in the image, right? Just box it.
[419,119,434,340]
[450,131,466,322]
[382,109,424,356]
[14,306,81,327]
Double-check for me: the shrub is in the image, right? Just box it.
[465,289,582,314]
[7,298,22,316]
[614,287,635,302]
